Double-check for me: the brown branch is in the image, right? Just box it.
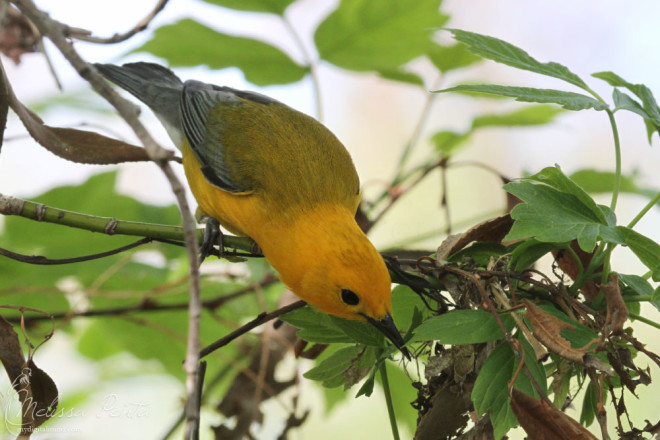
[9,276,277,323]
[199,301,306,359]
[191,360,206,440]
[8,4,200,434]
[368,159,445,231]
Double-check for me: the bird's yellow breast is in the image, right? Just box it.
[182,141,263,237]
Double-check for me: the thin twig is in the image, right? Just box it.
[0,238,152,264]
[370,159,444,227]
[281,15,322,122]
[199,301,306,358]
[69,0,169,44]
[8,277,277,323]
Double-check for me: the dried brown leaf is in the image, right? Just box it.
[602,274,628,337]
[0,314,25,387]
[23,359,59,429]
[511,388,598,439]
[436,214,513,260]
[343,363,371,388]
[606,351,638,395]
[47,126,151,163]
[0,316,25,391]
[11,97,152,164]
[523,300,595,364]
[0,316,58,435]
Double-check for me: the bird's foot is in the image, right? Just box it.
[200,217,224,264]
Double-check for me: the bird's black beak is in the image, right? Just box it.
[365,313,411,360]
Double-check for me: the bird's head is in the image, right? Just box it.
[289,218,410,359]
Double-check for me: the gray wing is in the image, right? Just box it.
[180,81,274,193]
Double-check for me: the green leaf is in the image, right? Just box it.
[472,340,546,439]
[449,29,590,90]
[618,273,654,297]
[653,287,660,312]
[201,0,296,14]
[570,169,640,194]
[78,309,233,379]
[509,239,557,271]
[431,106,564,159]
[437,85,608,111]
[503,167,627,251]
[644,118,659,144]
[472,105,564,129]
[427,42,482,73]
[328,316,385,347]
[593,71,660,140]
[431,131,469,157]
[592,72,660,119]
[615,227,660,281]
[280,307,354,344]
[571,169,660,209]
[355,367,377,397]
[282,306,395,347]
[612,89,651,119]
[504,182,609,252]
[391,285,428,333]
[618,273,654,315]
[315,0,448,73]
[376,69,425,86]
[303,346,362,388]
[527,166,607,224]
[134,19,308,86]
[580,380,597,426]
[413,309,514,344]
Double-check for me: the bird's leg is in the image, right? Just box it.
[200,217,224,263]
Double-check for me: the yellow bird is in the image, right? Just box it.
[95,62,408,357]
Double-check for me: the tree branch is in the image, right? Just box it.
[66,0,170,44]
[199,301,306,358]
[8,1,201,434]
[0,192,256,253]
[7,276,278,323]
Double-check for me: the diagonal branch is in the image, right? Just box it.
[199,301,306,359]
[67,0,170,44]
[8,1,202,435]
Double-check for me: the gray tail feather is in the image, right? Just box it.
[95,62,183,106]
[95,62,184,143]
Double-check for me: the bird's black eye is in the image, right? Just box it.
[341,289,360,306]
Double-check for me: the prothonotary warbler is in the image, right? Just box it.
[95,62,409,358]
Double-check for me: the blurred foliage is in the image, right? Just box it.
[1,0,659,439]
